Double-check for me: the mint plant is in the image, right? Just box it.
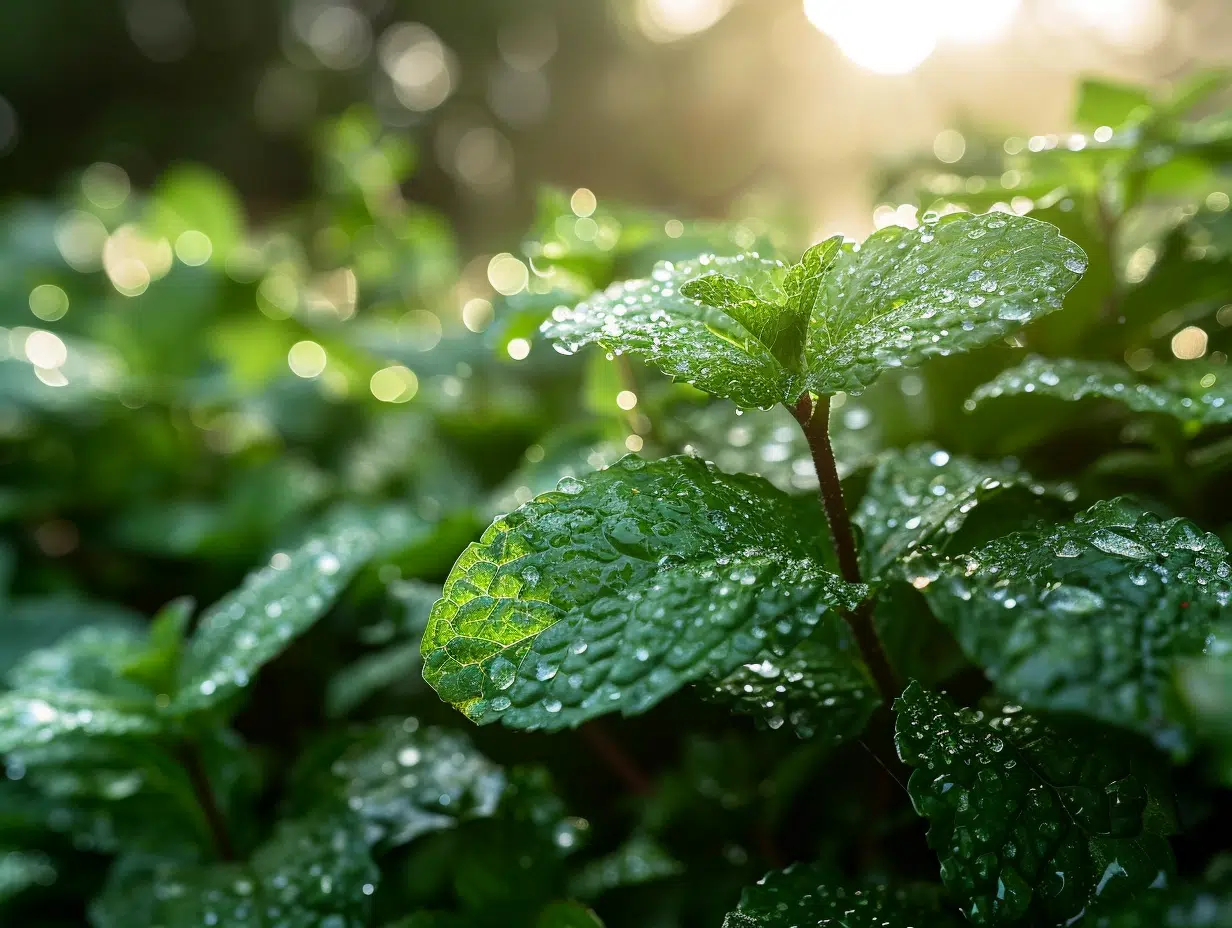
[2,73,1231,928]
[421,205,1232,925]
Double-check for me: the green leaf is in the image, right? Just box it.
[783,236,845,324]
[1176,645,1232,787]
[969,356,1232,427]
[6,626,151,699]
[326,581,438,718]
[680,273,805,370]
[0,689,159,753]
[1086,875,1231,927]
[422,455,865,730]
[537,901,605,928]
[854,445,1076,575]
[542,254,799,409]
[568,833,683,900]
[175,510,418,713]
[722,863,962,927]
[146,164,246,268]
[303,718,506,851]
[907,499,1232,752]
[544,215,1083,406]
[703,631,878,743]
[0,848,55,904]
[803,213,1086,396]
[895,682,1177,926]
[0,595,142,682]
[91,814,378,928]
[120,596,194,693]
[1073,79,1152,130]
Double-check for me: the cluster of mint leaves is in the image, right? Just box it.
[419,207,1232,926]
[3,71,1232,928]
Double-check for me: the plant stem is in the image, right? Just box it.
[180,741,236,861]
[792,393,899,703]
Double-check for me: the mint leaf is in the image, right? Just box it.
[175,510,421,713]
[422,455,865,730]
[680,273,805,369]
[703,631,878,743]
[0,848,55,904]
[326,581,437,718]
[0,690,158,753]
[895,682,1177,926]
[91,814,378,928]
[303,718,506,850]
[908,499,1232,752]
[1087,876,1231,926]
[782,236,845,323]
[568,833,682,900]
[968,356,1232,426]
[6,626,151,699]
[0,627,161,753]
[537,901,605,928]
[542,254,799,409]
[1176,644,1232,786]
[854,445,1076,575]
[723,863,961,927]
[803,213,1086,395]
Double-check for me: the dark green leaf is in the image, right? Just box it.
[1175,644,1232,787]
[854,445,1075,575]
[895,682,1176,926]
[908,499,1232,752]
[326,581,438,718]
[1087,875,1232,927]
[537,901,605,928]
[91,814,378,928]
[0,595,143,683]
[803,213,1086,396]
[422,455,864,730]
[175,510,420,713]
[723,863,962,927]
[568,833,682,900]
[967,356,1232,426]
[0,849,55,904]
[703,631,878,743]
[0,690,159,753]
[306,718,506,851]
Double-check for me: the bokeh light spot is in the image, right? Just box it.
[29,284,69,322]
[1172,326,1208,360]
[288,340,327,378]
[370,365,418,402]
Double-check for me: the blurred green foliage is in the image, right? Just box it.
[0,53,1229,928]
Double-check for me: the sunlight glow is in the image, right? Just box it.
[803,0,1021,75]
[637,0,733,43]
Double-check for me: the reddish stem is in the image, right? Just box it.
[792,393,899,703]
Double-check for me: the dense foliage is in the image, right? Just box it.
[2,74,1231,927]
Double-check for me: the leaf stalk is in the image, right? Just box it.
[791,393,899,703]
